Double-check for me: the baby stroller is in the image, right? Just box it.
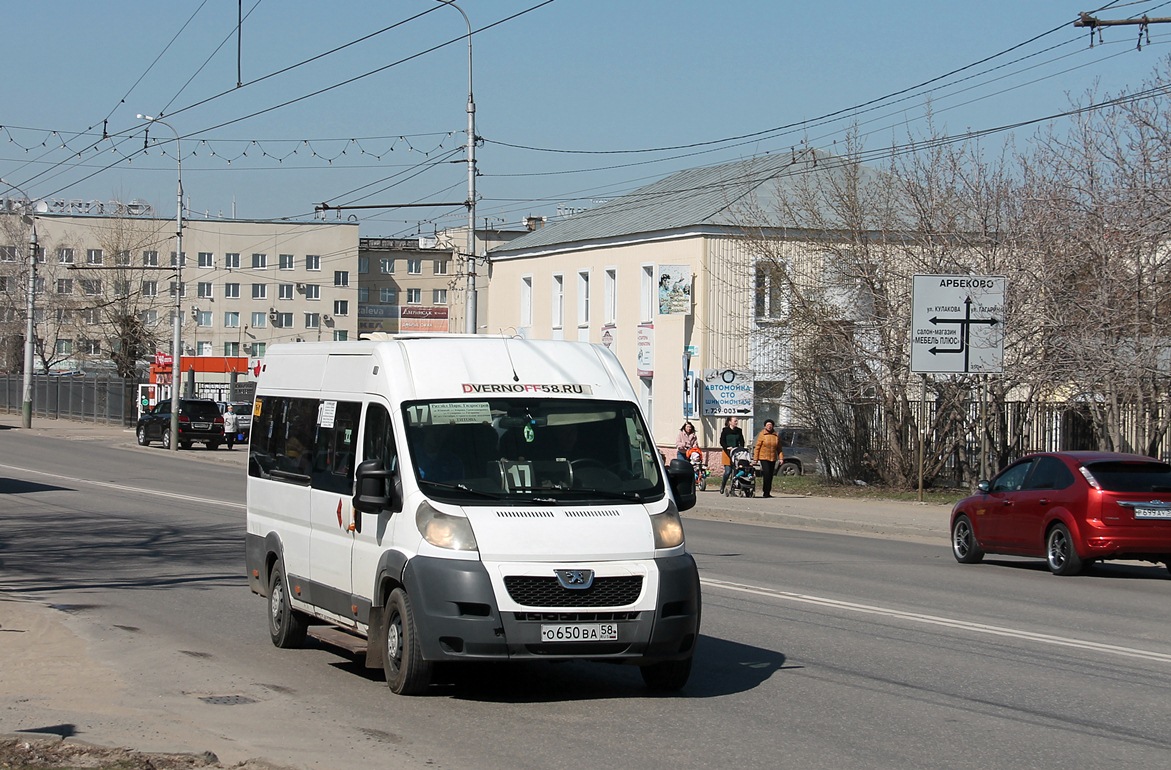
[724,446,756,497]
[685,447,708,492]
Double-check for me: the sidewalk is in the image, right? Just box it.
[0,411,953,542]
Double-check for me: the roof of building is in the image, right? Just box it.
[491,149,865,256]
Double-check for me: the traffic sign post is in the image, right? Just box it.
[910,275,1005,374]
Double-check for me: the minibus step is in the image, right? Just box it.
[308,626,368,655]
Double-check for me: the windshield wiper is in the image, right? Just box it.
[417,479,508,499]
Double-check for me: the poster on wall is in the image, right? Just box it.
[657,265,692,315]
[636,324,654,377]
[701,368,754,416]
[601,325,617,351]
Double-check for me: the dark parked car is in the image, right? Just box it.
[950,451,1171,576]
[136,398,225,450]
[774,426,822,476]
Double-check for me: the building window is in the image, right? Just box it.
[56,278,73,294]
[86,249,103,265]
[56,339,73,356]
[305,284,320,300]
[143,250,159,267]
[305,312,320,329]
[141,309,158,325]
[170,251,186,267]
[56,308,73,323]
[115,250,131,266]
[358,256,369,274]
[577,270,590,326]
[33,277,45,294]
[521,276,532,326]
[305,254,320,271]
[406,288,421,304]
[224,311,240,328]
[334,270,349,287]
[196,311,212,327]
[114,280,129,297]
[279,253,294,270]
[225,282,240,299]
[82,339,100,355]
[640,265,654,323]
[604,268,616,325]
[552,274,564,328]
[225,252,240,269]
[407,259,422,274]
[251,311,267,328]
[142,280,158,297]
[197,282,213,299]
[380,258,394,274]
[198,252,214,268]
[333,299,349,316]
[252,253,267,269]
[82,308,100,325]
[754,262,788,320]
[252,342,267,357]
[434,259,449,275]
[358,286,369,303]
[0,246,16,262]
[252,283,267,300]
[334,330,348,341]
[275,312,293,329]
[278,283,293,301]
[170,281,186,298]
[224,341,240,357]
[196,340,212,356]
[81,279,101,296]
[380,287,396,304]
[433,289,447,305]
[57,248,74,264]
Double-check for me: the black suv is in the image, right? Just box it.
[775,426,822,476]
[136,398,226,450]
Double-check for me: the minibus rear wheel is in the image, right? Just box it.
[383,587,432,695]
[268,560,308,648]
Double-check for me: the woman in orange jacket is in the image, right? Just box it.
[753,419,781,497]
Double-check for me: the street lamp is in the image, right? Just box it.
[137,114,183,451]
[0,177,38,429]
[437,0,478,334]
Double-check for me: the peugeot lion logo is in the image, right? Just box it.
[555,569,595,589]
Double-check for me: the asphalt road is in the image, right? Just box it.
[2,418,1170,769]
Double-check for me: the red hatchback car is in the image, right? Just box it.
[950,451,1171,576]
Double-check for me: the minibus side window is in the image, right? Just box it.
[362,403,401,512]
[311,400,361,495]
[248,396,316,483]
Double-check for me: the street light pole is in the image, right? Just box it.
[138,115,183,451]
[437,0,477,334]
[0,178,38,429]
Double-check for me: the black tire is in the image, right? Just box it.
[640,655,692,691]
[161,427,172,449]
[951,514,984,564]
[268,561,308,648]
[697,475,707,492]
[1165,560,1171,577]
[382,587,432,695]
[180,441,193,450]
[1046,523,1083,576]
[206,440,222,450]
[136,425,150,446]
[778,461,800,476]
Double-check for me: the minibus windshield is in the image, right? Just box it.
[402,398,665,504]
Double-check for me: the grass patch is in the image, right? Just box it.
[773,473,966,505]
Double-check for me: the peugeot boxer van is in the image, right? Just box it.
[245,335,700,695]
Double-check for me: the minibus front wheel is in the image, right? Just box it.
[382,587,432,695]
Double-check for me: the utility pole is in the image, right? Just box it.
[1,178,39,429]
[1075,12,1171,48]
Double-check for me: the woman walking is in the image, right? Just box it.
[719,416,745,495]
[753,419,781,497]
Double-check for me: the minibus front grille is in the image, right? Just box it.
[503,575,643,607]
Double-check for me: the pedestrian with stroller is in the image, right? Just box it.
[753,419,781,497]
[719,416,745,495]
[675,421,698,461]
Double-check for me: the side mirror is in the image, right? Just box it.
[977,480,991,493]
[666,457,696,512]
[353,458,398,513]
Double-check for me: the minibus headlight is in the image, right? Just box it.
[650,504,685,549]
[416,502,478,551]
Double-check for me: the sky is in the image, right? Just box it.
[2,0,1170,238]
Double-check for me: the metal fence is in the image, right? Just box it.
[1,374,141,426]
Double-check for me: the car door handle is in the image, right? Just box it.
[1001,500,1014,506]
[1038,498,1050,505]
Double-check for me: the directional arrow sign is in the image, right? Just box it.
[911,275,1005,374]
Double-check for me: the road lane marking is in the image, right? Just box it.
[702,577,1171,665]
[0,462,244,511]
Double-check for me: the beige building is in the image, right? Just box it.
[487,156,808,451]
[0,210,359,379]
